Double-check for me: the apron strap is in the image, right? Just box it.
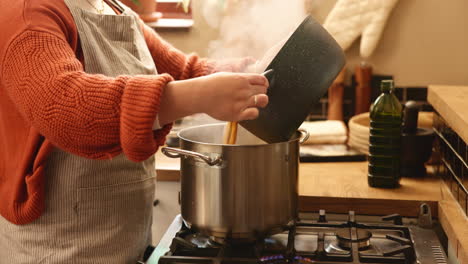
[103,0,124,14]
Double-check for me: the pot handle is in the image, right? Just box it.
[161,147,223,166]
[298,129,310,144]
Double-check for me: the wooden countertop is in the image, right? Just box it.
[155,150,181,181]
[428,85,468,143]
[298,161,441,217]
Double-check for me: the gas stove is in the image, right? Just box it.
[144,205,447,264]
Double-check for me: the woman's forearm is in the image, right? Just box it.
[158,78,203,125]
[157,72,269,126]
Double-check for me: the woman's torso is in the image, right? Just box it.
[0,0,159,262]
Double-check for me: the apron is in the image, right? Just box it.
[0,1,159,263]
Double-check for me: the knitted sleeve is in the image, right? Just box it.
[2,30,173,162]
[142,24,215,79]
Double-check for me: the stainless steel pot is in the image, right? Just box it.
[162,123,308,240]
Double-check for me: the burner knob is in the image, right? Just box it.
[418,203,433,228]
[382,214,403,225]
[318,210,327,223]
[347,211,356,225]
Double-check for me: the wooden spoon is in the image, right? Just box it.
[223,121,238,144]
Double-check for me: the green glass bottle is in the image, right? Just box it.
[368,80,403,188]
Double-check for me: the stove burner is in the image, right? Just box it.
[208,235,261,247]
[259,255,316,263]
[259,255,284,262]
[208,236,227,245]
[184,234,223,248]
[335,228,372,250]
[154,210,445,264]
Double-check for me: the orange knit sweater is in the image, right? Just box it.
[0,0,213,225]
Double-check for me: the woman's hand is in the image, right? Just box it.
[158,72,269,125]
[198,72,269,121]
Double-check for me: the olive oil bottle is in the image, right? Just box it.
[368,80,402,188]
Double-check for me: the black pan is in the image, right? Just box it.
[240,15,346,143]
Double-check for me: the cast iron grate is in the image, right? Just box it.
[158,211,416,264]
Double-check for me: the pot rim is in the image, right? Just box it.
[177,123,302,147]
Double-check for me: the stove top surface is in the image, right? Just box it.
[145,208,447,264]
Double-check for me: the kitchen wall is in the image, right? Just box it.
[156,1,220,60]
[158,0,468,87]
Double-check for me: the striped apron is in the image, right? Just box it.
[0,1,159,263]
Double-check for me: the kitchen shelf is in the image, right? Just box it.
[147,0,193,29]
[146,18,193,29]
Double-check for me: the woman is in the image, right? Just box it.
[0,0,269,262]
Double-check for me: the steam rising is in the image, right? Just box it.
[206,0,306,66]
[178,0,306,131]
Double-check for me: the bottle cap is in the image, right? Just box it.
[403,101,420,134]
[381,80,394,93]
